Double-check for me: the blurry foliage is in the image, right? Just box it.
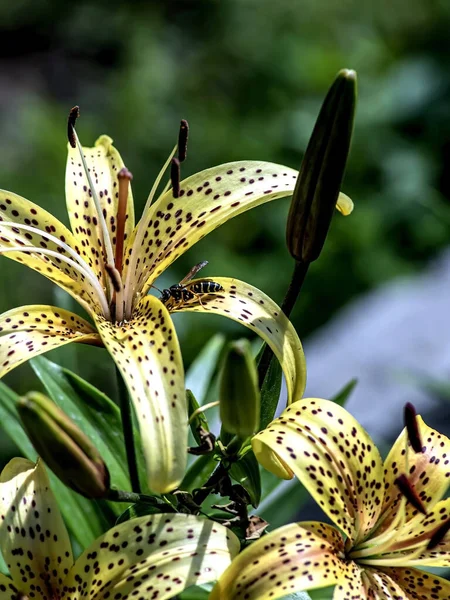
[0,0,450,414]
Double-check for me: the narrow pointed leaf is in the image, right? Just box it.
[181,454,217,492]
[229,451,261,507]
[0,304,100,377]
[257,344,283,429]
[185,333,226,404]
[94,295,187,493]
[331,378,357,406]
[169,278,306,405]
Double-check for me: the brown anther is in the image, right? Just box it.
[67,106,80,148]
[427,518,450,550]
[404,402,423,453]
[105,263,122,293]
[178,119,189,162]
[394,474,427,515]
[114,168,133,275]
[171,157,181,198]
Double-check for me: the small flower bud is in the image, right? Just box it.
[286,69,357,263]
[220,339,260,437]
[18,392,110,499]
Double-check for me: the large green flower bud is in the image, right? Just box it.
[287,69,356,263]
[18,392,110,498]
[220,340,260,438]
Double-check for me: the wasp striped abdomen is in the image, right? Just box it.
[192,281,224,294]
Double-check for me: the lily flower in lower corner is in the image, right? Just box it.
[211,398,450,599]
[0,458,239,600]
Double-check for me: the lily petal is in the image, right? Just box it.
[94,295,186,493]
[0,458,73,598]
[0,573,19,599]
[252,398,384,543]
[170,277,306,402]
[126,161,299,297]
[332,563,366,599]
[63,514,239,599]
[210,521,347,600]
[378,567,450,598]
[381,416,450,527]
[0,305,101,377]
[0,190,102,314]
[66,135,135,281]
[351,568,410,599]
[336,192,353,216]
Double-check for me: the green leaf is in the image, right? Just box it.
[30,356,134,512]
[187,389,210,446]
[181,453,217,492]
[185,334,226,404]
[258,350,282,430]
[115,499,174,525]
[179,582,213,599]
[331,378,358,406]
[258,470,309,527]
[229,451,261,507]
[281,593,313,600]
[0,379,107,549]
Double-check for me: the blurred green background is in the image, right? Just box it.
[0,0,450,410]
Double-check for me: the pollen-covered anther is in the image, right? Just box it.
[394,474,427,515]
[178,119,189,162]
[404,402,423,453]
[67,105,80,148]
[427,518,450,550]
[171,157,181,198]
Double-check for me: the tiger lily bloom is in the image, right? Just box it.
[0,457,239,600]
[0,112,351,493]
[211,398,450,599]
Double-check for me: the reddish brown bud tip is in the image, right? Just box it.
[118,167,133,181]
[171,157,181,198]
[427,519,450,550]
[178,119,189,162]
[67,106,80,148]
[404,402,423,453]
[394,474,427,515]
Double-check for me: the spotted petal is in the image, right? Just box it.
[169,277,306,402]
[252,398,384,543]
[125,161,299,299]
[381,416,450,529]
[210,521,347,600]
[0,458,73,598]
[0,305,101,378]
[0,190,102,314]
[378,567,450,599]
[0,574,19,600]
[62,513,239,600]
[66,135,135,282]
[94,295,186,493]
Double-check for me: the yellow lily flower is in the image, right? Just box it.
[0,457,239,600]
[0,115,315,494]
[211,398,450,599]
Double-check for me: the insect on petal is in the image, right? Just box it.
[210,521,347,600]
[0,305,101,378]
[252,398,384,544]
[170,277,306,403]
[93,295,187,493]
[0,458,73,597]
[64,513,240,598]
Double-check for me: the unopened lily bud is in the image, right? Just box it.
[18,392,110,499]
[287,68,357,263]
[220,340,260,437]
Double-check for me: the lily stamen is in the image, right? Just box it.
[404,402,423,454]
[427,518,450,550]
[115,168,133,276]
[171,157,181,198]
[68,107,116,301]
[0,245,110,317]
[351,498,407,557]
[394,473,427,515]
[178,119,189,162]
[357,543,428,567]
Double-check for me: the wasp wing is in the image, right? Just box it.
[179,260,209,285]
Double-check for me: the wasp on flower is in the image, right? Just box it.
[0,106,355,493]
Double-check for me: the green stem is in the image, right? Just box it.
[257,259,309,387]
[116,367,141,493]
